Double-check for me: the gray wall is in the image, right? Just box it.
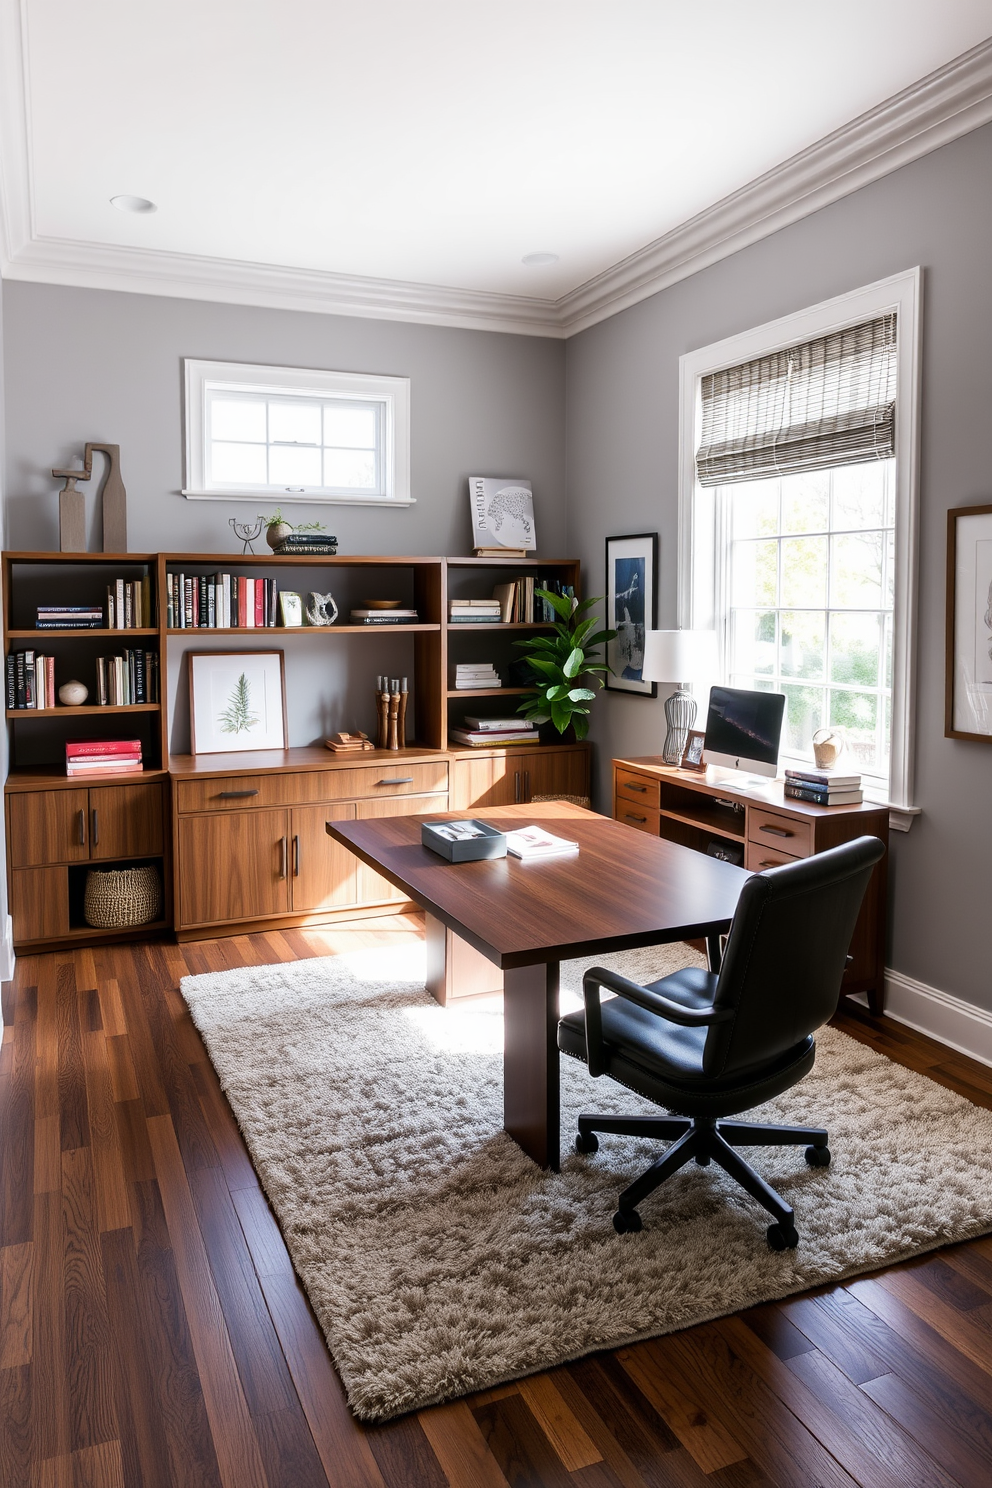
[566,119,992,1014]
[2,285,566,749]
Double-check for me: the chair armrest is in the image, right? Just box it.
[581,966,732,1077]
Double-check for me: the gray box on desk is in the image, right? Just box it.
[421,820,507,862]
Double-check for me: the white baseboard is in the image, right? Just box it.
[0,914,14,984]
[882,967,992,1068]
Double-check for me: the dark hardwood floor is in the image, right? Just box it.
[2,916,992,1488]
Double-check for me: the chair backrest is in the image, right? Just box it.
[702,835,885,1079]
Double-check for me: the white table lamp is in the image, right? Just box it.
[641,630,718,764]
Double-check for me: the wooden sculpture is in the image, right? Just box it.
[51,442,128,552]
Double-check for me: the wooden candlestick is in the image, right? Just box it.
[375,676,390,750]
[387,678,400,750]
[397,677,409,748]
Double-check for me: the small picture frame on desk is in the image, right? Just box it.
[189,650,287,754]
[681,729,706,769]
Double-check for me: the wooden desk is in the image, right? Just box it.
[327,804,748,1170]
[613,756,889,1012]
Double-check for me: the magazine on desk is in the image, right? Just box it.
[505,825,579,860]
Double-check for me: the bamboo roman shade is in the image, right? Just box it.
[695,313,896,487]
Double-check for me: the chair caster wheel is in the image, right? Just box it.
[613,1207,643,1235]
[805,1145,831,1168]
[767,1222,799,1251]
[575,1131,599,1155]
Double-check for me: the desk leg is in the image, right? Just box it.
[503,962,560,1171]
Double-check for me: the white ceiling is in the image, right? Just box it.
[3,1,992,333]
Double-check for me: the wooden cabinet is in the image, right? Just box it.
[291,803,358,913]
[613,756,889,1013]
[89,782,164,860]
[450,744,590,809]
[355,794,448,905]
[178,808,292,927]
[10,866,69,940]
[8,789,90,867]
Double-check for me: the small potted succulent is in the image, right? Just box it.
[513,589,615,740]
[260,508,327,550]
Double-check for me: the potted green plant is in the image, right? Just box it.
[513,590,616,740]
[260,508,327,551]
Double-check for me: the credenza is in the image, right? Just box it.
[613,755,889,1014]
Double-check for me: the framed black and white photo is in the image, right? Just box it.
[189,650,288,754]
[681,728,706,770]
[946,504,992,740]
[605,533,658,694]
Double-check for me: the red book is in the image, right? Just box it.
[67,761,143,776]
[66,739,142,757]
[254,580,265,627]
[238,580,248,628]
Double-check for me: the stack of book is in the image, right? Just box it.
[349,609,419,625]
[35,605,103,630]
[6,651,56,709]
[784,767,863,805]
[65,739,143,777]
[452,663,501,690]
[449,598,502,623]
[449,715,540,747]
[104,578,152,628]
[271,533,338,556]
[95,651,160,706]
[491,577,575,623]
[167,573,282,628]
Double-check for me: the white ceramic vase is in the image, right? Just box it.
[58,680,89,706]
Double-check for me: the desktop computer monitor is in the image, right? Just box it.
[702,685,786,780]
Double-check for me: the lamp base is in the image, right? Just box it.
[663,686,696,765]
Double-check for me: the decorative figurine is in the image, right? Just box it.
[51,443,128,553]
[305,591,338,626]
[229,516,264,555]
[58,680,89,706]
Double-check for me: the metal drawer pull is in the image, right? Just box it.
[625,782,648,792]
[625,813,647,823]
[78,809,86,846]
[376,777,413,786]
[218,789,259,798]
[91,809,99,846]
[292,834,300,877]
[759,824,791,837]
[279,836,288,878]
[524,770,530,801]
[514,771,521,803]
[758,860,780,869]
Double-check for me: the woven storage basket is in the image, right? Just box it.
[531,793,591,809]
[84,865,162,929]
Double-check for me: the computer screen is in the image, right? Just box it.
[703,686,786,779]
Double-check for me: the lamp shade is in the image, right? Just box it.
[641,629,717,685]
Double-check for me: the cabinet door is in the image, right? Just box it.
[355,793,449,905]
[10,866,69,941]
[450,755,517,809]
[89,783,164,861]
[521,748,590,803]
[291,803,358,913]
[178,809,291,927]
[8,790,90,867]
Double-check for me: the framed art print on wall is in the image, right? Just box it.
[605,533,658,695]
[946,504,992,741]
[189,650,288,754]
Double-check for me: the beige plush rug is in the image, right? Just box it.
[181,942,992,1422]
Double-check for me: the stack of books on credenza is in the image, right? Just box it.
[449,598,502,623]
[452,663,501,690]
[783,767,863,806]
[65,739,143,777]
[449,715,540,747]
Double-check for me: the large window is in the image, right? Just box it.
[183,359,412,505]
[679,270,921,828]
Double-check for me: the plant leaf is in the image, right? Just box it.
[572,712,590,740]
[546,684,570,701]
[550,700,571,732]
[563,647,584,679]
[536,588,574,621]
[568,687,596,701]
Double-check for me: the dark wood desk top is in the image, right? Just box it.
[327,805,749,969]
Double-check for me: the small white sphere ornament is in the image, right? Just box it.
[58,680,89,707]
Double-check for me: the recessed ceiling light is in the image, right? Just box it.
[111,195,157,214]
[522,252,558,266]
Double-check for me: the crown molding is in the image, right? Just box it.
[2,32,992,339]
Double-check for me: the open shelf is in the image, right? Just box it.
[446,686,530,699]
[7,703,160,718]
[447,622,555,632]
[659,805,745,843]
[166,623,440,635]
[8,627,159,638]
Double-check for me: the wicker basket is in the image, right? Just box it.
[531,793,591,809]
[84,865,162,929]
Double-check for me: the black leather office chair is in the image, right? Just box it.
[559,835,885,1249]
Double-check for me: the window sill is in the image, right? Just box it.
[181,490,417,507]
[861,788,920,832]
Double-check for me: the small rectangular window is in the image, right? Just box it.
[183,359,412,505]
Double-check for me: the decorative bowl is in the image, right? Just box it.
[363,599,402,609]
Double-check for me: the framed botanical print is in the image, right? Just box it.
[946,505,992,740]
[189,650,288,754]
[605,533,658,695]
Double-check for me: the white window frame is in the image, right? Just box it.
[182,358,413,506]
[677,268,922,831]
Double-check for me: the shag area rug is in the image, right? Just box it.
[181,942,992,1422]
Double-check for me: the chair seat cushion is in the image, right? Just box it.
[558,965,816,1117]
